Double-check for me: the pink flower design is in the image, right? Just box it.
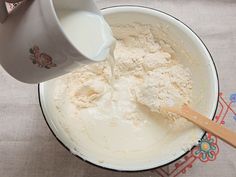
[29,46,56,69]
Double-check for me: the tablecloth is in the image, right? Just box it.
[0,0,236,177]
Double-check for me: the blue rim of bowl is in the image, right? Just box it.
[38,5,220,173]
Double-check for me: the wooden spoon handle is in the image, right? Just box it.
[170,105,236,148]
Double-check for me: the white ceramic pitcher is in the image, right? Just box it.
[0,0,106,83]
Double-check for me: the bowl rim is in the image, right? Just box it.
[38,5,220,172]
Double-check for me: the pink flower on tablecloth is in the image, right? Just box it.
[192,135,219,162]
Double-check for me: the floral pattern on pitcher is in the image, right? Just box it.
[29,46,56,69]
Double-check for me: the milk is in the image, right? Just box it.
[56,10,115,61]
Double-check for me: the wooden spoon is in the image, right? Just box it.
[166,104,236,148]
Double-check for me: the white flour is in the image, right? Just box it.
[57,23,192,122]
[53,23,199,165]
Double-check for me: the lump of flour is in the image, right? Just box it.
[134,64,192,114]
[70,79,106,108]
[55,23,192,125]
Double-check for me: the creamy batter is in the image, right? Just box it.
[53,23,199,165]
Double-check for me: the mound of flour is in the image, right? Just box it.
[55,24,192,125]
[53,24,199,164]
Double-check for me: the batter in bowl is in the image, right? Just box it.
[53,23,199,165]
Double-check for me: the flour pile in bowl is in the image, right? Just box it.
[54,23,199,164]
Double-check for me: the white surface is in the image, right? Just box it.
[0,0,236,177]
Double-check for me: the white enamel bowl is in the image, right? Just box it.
[38,6,219,171]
